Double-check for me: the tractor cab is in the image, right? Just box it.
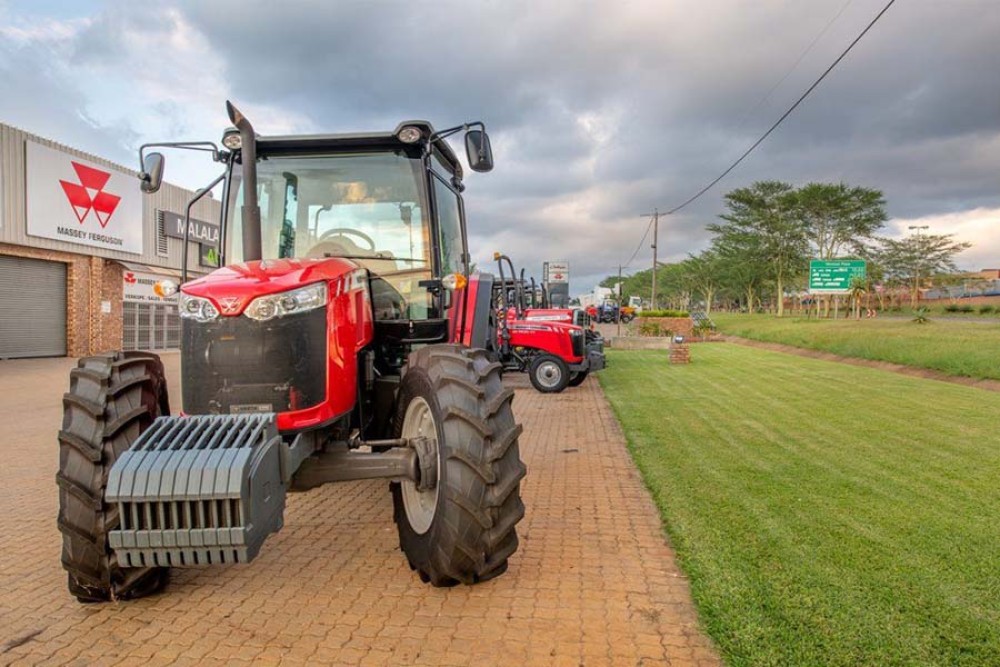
[222,123,468,325]
[154,114,499,433]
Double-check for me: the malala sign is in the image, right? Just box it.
[26,141,143,254]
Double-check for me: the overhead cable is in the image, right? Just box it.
[665,0,897,215]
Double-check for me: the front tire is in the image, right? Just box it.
[528,354,570,393]
[392,345,526,586]
[57,352,171,603]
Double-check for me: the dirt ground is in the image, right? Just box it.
[0,352,718,666]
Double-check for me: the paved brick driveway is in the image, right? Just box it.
[0,353,719,666]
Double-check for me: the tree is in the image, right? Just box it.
[708,234,770,313]
[795,183,886,316]
[680,250,723,314]
[848,276,867,320]
[796,183,887,259]
[707,181,808,317]
[877,232,971,307]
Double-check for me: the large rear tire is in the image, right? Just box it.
[57,352,171,603]
[568,370,589,387]
[392,345,526,586]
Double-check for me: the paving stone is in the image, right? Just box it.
[0,353,719,666]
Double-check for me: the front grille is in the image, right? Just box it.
[181,308,327,416]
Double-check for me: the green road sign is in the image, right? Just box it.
[809,259,866,294]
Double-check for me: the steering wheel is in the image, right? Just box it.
[317,227,376,251]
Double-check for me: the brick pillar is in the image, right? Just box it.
[100,262,124,352]
[669,342,690,364]
[65,255,91,357]
[88,256,104,354]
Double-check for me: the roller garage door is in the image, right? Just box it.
[0,255,67,358]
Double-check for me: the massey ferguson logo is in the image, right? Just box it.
[59,162,121,228]
[219,297,243,314]
[123,272,137,284]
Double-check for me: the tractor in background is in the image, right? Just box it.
[492,253,605,392]
[57,102,525,602]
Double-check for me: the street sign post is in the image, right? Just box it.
[808,259,866,294]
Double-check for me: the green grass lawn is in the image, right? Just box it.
[712,313,1000,380]
[600,347,1000,667]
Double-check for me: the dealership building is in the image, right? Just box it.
[0,121,220,359]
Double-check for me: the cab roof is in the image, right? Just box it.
[254,121,463,180]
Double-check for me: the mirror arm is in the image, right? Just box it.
[181,171,226,284]
[428,121,486,151]
[137,141,224,179]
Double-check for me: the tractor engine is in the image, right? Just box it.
[181,304,327,415]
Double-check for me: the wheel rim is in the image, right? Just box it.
[400,396,439,535]
[535,360,563,389]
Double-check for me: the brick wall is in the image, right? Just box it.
[636,316,695,339]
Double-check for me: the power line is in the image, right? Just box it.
[623,216,654,268]
[732,0,855,134]
[665,0,897,216]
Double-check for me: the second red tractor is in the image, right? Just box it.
[492,253,605,393]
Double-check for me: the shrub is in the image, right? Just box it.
[912,307,930,324]
[945,304,961,313]
[638,321,672,337]
[979,305,995,314]
[638,309,690,318]
[959,305,975,313]
[693,322,714,338]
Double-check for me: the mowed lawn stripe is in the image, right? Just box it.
[600,346,1000,666]
[714,314,1000,380]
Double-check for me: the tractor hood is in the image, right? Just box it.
[521,308,574,322]
[181,257,360,316]
[508,319,582,335]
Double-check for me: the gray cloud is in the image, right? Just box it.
[3,0,998,291]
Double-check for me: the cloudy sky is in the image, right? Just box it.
[1,0,997,293]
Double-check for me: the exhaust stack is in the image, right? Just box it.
[226,101,263,262]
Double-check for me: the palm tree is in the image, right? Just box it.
[848,276,868,320]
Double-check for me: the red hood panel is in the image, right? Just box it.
[522,308,574,321]
[182,258,359,315]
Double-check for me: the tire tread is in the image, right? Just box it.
[57,351,170,603]
[393,344,525,586]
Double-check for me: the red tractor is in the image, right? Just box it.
[493,254,605,393]
[56,102,526,602]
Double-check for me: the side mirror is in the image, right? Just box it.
[140,152,165,194]
[465,130,494,173]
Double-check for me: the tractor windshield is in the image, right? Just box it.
[228,151,428,264]
[228,151,439,318]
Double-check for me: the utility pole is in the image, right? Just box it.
[909,224,929,308]
[641,209,662,309]
[617,264,623,338]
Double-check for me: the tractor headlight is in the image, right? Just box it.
[244,282,328,322]
[179,294,219,323]
[221,128,242,150]
[396,126,422,144]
